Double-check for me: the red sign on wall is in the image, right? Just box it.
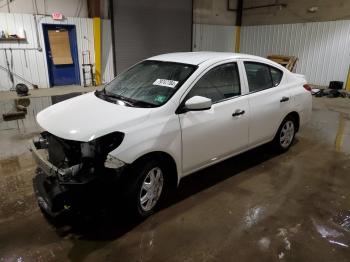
[52,12,63,20]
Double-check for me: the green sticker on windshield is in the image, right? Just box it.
[154,95,167,104]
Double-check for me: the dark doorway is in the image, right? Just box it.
[42,24,80,87]
[112,0,193,74]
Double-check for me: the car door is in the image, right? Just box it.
[178,62,249,174]
[242,61,291,146]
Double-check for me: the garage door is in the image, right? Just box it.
[113,0,193,73]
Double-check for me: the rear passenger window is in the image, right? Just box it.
[187,63,241,103]
[244,62,283,92]
[270,67,283,87]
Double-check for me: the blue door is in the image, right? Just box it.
[43,24,80,86]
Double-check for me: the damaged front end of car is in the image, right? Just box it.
[30,131,125,217]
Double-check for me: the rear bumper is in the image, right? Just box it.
[299,96,312,129]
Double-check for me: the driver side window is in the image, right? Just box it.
[186,63,241,103]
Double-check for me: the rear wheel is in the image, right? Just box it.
[272,116,296,152]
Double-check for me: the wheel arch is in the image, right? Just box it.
[131,151,179,189]
[274,111,300,138]
[287,111,300,132]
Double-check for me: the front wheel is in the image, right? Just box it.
[139,167,164,213]
[123,159,166,217]
[272,116,296,152]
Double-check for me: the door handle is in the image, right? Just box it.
[232,109,245,117]
[280,96,289,103]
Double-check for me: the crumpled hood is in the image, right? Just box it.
[37,92,152,142]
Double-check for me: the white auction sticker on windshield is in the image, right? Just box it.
[153,79,179,88]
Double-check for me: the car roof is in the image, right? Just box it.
[147,52,271,66]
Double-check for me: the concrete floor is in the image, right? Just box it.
[0,94,350,261]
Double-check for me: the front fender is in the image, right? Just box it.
[108,114,183,180]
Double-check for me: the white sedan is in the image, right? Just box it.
[31,52,312,217]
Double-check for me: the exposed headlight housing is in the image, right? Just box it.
[80,132,125,164]
[95,131,125,155]
[80,142,95,158]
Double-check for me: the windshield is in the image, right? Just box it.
[99,60,197,107]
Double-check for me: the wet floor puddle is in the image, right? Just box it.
[0,93,83,131]
[302,108,350,155]
[333,210,350,232]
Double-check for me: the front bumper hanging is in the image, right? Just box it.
[32,168,71,217]
[30,139,91,216]
[30,135,126,217]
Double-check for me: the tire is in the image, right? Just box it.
[272,115,296,152]
[123,158,166,217]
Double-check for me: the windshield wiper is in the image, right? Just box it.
[96,90,156,108]
[97,90,135,107]
[107,94,136,107]
[131,100,156,108]
[105,91,157,108]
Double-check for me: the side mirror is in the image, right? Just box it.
[185,96,212,111]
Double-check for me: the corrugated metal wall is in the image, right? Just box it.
[101,19,114,83]
[241,20,350,86]
[0,13,114,91]
[193,23,235,52]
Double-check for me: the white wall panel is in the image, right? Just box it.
[101,19,114,83]
[0,13,114,91]
[193,23,235,52]
[241,20,350,86]
[0,0,88,18]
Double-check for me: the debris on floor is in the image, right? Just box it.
[312,81,350,98]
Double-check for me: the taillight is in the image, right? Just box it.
[303,84,312,92]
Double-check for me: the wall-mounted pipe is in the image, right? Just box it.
[6,0,10,12]
[0,47,40,50]
[227,0,287,12]
[33,14,43,51]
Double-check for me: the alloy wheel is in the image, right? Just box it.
[280,120,295,148]
[139,167,164,212]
